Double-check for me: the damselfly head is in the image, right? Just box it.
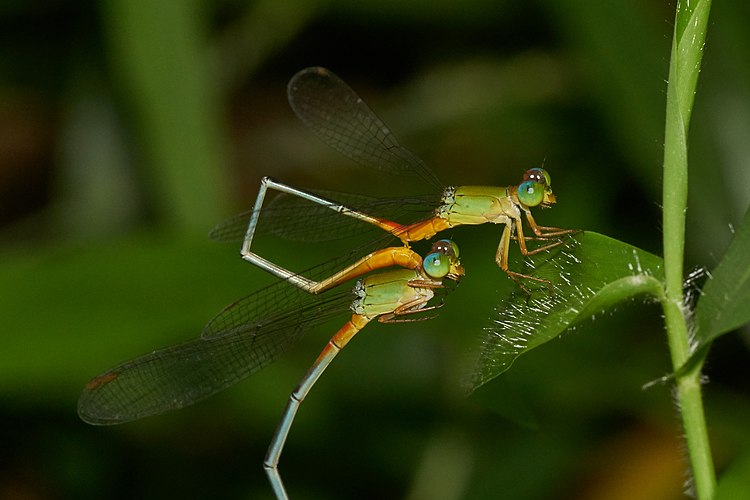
[517,168,557,209]
[423,239,463,281]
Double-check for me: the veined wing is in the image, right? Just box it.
[208,189,441,243]
[200,259,357,339]
[287,67,442,189]
[78,282,352,425]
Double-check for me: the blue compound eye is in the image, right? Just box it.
[517,180,545,207]
[423,251,450,278]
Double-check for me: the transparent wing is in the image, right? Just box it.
[77,230,436,424]
[78,280,352,425]
[200,255,368,339]
[208,189,441,243]
[287,66,442,189]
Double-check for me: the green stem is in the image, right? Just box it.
[663,299,715,498]
[662,0,715,498]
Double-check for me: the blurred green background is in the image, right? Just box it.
[2,1,749,499]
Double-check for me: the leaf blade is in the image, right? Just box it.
[695,205,750,345]
[469,232,664,392]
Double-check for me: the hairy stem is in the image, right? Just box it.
[661,0,715,497]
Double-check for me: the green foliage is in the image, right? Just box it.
[470,232,664,391]
[660,2,717,497]
[695,205,750,345]
[3,0,750,498]
[471,1,750,497]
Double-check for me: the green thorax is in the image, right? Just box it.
[351,268,433,318]
[437,185,520,226]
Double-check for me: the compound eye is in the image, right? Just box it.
[517,180,545,207]
[423,251,450,278]
[523,168,551,186]
[430,239,459,259]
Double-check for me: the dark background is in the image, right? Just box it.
[1,1,749,499]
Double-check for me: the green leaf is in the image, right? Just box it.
[695,205,750,346]
[469,232,664,392]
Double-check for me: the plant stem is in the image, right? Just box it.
[662,0,715,498]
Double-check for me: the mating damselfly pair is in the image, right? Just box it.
[78,67,576,499]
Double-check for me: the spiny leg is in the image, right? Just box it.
[510,233,566,255]
[496,221,554,294]
[378,292,446,323]
[523,209,579,238]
